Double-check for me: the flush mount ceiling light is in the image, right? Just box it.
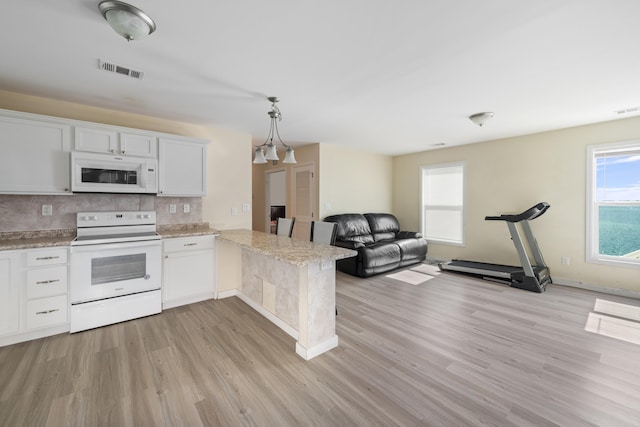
[99,1,157,41]
[469,112,494,127]
[253,97,297,164]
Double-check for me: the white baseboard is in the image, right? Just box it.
[296,335,339,361]
[216,289,239,299]
[0,323,69,347]
[163,291,215,310]
[553,277,640,299]
[234,292,299,340]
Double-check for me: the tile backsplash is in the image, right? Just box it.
[0,194,202,232]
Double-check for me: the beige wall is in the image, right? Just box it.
[0,89,252,230]
[319,143,393,218]
[393,116,640,294]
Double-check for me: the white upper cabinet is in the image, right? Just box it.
[0,115,71,194]
[159,137,208,196]
[120,132,158,157]
[0,109,208,196]
[74,126,157,158]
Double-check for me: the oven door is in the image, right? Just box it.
[70,240,161,304]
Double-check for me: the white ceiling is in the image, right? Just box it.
[2,1,640,155]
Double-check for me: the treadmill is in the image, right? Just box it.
[439,202,552,293]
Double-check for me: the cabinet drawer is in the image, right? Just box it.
[25,248,67,267]
[26,295,68,330]
[26,266,68,299]
[163,236,214,253]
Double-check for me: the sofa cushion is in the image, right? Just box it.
[396,239,427,265]
[324,213,374,245]
[364,213,400,242]
[360,242,401,269]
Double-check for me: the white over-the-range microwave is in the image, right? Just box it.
[71,151,158,194]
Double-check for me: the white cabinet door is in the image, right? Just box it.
[120,133,157,157]
[0,116,71,194]
[162,236,215,308]
[158,138,207,196]
[75,127,157,158]
[74,126,118,154]
[0,252,20,337]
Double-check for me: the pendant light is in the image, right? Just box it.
[253,97,297,164]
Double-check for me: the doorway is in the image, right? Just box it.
[291,163,315,240]
[265,169,287,234]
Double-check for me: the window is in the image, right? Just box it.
[587,141,640,268]
[420,162,464,245]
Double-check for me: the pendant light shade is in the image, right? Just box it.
[265,143,279,161]
[283,147,297,164]
[253,147,267,164]
[99,1,157,41]
[253,97,297,164]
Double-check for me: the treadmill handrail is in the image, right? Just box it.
[485,202,550,223]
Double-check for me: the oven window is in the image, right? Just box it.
[81,167,138,185]
[91,253,146,285]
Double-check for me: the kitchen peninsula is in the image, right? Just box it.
[216,229,357,360]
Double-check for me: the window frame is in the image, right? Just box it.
[419,161,466,246]
[586,140,640,269]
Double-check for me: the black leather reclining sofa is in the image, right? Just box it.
[323,213,428,278]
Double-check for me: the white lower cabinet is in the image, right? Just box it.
[0,247,69,347]
[0,251,20,337]
[162,235,216,309]
[22,248,69,332]
[26,295,68,330]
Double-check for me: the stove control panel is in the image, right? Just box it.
[76,211,157,228]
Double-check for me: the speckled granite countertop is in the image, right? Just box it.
[157,223,219,238]
[0,223,219,251]
[217,229,357,267]
[0,229,76,251]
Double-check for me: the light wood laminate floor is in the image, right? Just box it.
[1,266,640,426]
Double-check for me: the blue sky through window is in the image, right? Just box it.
[596,154,640,202]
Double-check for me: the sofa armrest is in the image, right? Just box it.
[334,240,365,250]
[397,231,423,239]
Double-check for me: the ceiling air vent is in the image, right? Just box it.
[98,60,144,80]
[614,106,640,115]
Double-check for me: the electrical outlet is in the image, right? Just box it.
[183,204,190,213]
[242,203,251,212]
[561,256,570,265]
[42,204,52,216]
[169,204,176,214]
[231,207,238,216]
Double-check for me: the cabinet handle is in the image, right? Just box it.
[36,256,60,261]
[165,255,169,259]
[110,149,116,153]
[35,309,60,315]
[122,150,126,154]
[184,243,198,247]
[36,279,60,285]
